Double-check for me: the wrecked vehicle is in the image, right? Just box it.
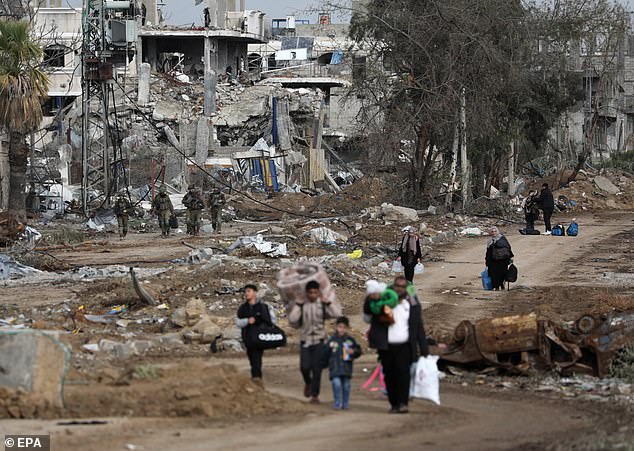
[435,312,634,377]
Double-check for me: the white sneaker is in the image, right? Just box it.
[544,231,552,236]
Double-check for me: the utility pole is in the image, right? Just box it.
[81,0,137,213]
[460,87,471,210]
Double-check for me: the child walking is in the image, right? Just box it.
[323,317,362,410]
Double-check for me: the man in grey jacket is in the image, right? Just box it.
[288,281,342,404]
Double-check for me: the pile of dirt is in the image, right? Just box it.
[0,387,63,420]
[63,362,307,419]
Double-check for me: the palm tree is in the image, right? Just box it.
[0,20,48,222]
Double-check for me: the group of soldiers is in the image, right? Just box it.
[181,185,226,236]
[112,184,226,239]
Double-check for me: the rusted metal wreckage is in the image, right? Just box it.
[435,312,634,377]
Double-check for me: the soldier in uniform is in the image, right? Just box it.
[208,186,226,233]
[113,194,133,238]
[152,185,174,238]
[183,185,205,236]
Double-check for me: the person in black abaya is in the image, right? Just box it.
[397,226,422,283]
[485,227,514,290]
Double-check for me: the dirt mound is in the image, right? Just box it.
[0,387,63,419]
[63,362,306,419]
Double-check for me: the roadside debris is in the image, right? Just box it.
[227,235,288,258]
[130,268,159,306]
[436,311,634,377]
[0,254,42,280]
[0,330,70,418]
[304,227,348,245]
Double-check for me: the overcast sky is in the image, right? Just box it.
[161,1,324,26]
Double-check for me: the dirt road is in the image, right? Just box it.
[2,212,633,450]
[0,353,602,451]
[417,212,634,333]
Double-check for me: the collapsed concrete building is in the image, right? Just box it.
[0,1,369,217]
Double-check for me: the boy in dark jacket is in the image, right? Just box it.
[323,317,361,410]
[236,284,277,382]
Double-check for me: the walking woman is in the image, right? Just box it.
[485,227,514,290]
[397,226,422,283]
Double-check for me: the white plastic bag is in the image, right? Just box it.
[414,263,425,274]
[391,260,403,273]
[411,355,441,405]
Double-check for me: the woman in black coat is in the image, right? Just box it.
[485,227,514,290]
[397,226,422,283]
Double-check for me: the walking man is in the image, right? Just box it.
[363,275,429,414]
[288,281,342,404]
[152,185,174,238]
[208,186,226,233]
[539,183,555,235]
[113,194,132,238]
[183,185,205,236]
[236,284,277,383]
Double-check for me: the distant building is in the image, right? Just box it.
[138,0,269,77]
[552,20,634,161]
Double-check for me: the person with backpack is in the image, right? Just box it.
[322,316,362,410]
[236,284,277,382]
[539,183,555,235]
[288,281,342,404]
[485,227,514,291]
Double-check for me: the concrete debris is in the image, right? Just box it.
[593,176,621,195]
[304,227,348,245]
[0,330,70,410]
[380,203,419,222]
[227,235,288,258]
[183,299,206,327]
[460,227,484,237]
[188,248,215,264]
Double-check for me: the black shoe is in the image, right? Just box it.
[398,405,409,414]
[304,384,311,398]
[389,406,399,414]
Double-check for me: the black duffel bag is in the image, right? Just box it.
[169,215,179,229]
[245,322,287,350]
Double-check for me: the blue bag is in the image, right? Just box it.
[566,222,579,237]
[552,225,565,236]
[481,268,493,291]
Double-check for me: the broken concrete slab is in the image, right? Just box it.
[380,203,419,222]
[593,176,620,195]
[153,100,183,122]
[0,330,70,409]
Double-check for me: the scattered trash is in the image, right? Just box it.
[304,227,348,245]
[227,235,288,257]
[0,254,42,280]
[460,227,484,237]
[347,249,363,259]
